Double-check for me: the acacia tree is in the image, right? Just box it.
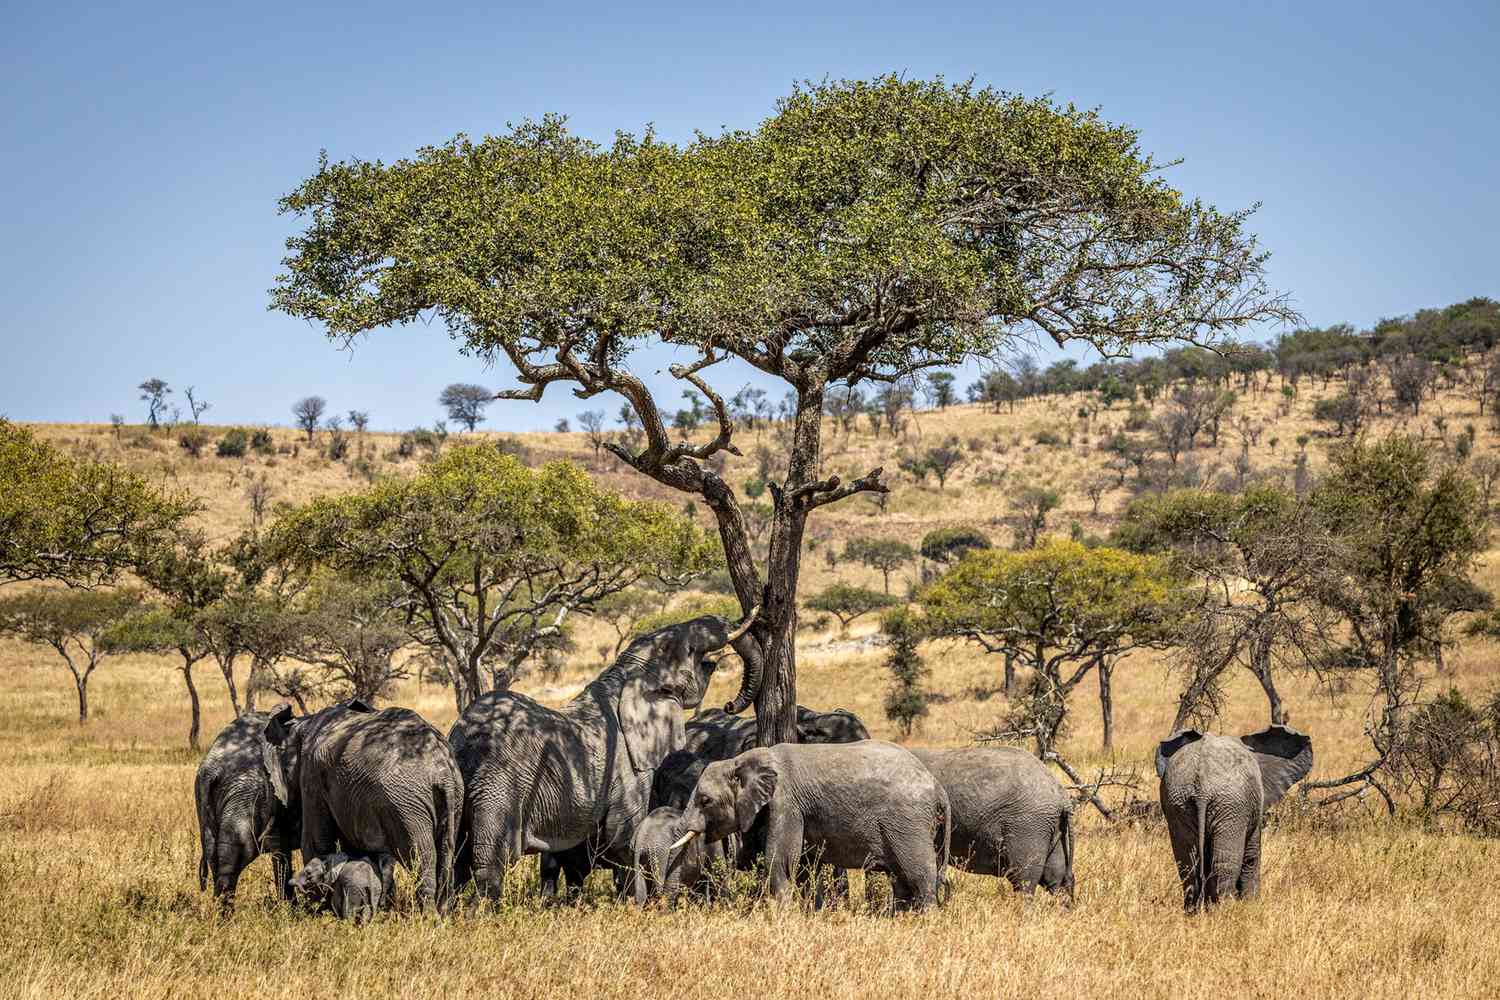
[0,419,195,588]
[271,76,1293,743]
[921,540,1184,760]
[1303,436,1488,810]
[439,383,492,432]
[0,588,140,722]
[266,446,716,712]
[1112,486,1338,729]
[291,396,326,441]
[805,582,898,634]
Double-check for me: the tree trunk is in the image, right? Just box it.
[1249,636,1285,725]
[752,385,826,748]
[216,653,242,717]
[1098,657,1114,751]
[182,659,201,751]
[1002,649,1016,696]
[75,674,89,723]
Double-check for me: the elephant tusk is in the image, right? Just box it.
[668,830,698,852]
[724,604,760,645]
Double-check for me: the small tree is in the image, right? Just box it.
[922,437,966,491]
[844,537,915,594]
[1083,475,1113,515]
[0,420,196,588]
[919,526,991,566]
[805,582,898,634]
[578,410,607,463]
[921,540,1183,759]
[439,383,492,432]
[0,588,139,722]
[139,378,171,428]
[292,396,327,442]
[1008,485,1062,549]
[881,606,930,737]
[923,371,957,409]
[295,580,410,703]
[1303,436,1488,810]
[267,446,717,711]
[184,386,211,424]
[1313,393,1364,437]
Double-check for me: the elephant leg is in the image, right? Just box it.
[470,809,516,905]
[1236,819,1262,900]
[212,819,257,910]
[408,826,439,914]
[301,796,340,862]
[890,838,939,913]
[762,808,803,903]
[1204,825,1244,907]
[1164,806,1202,911]
[1040,833,1072,906]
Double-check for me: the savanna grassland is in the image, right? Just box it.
[5,377,1500,999]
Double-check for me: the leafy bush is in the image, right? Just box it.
[250,429,275,454]
[215,429,248,458]
[920,526,992,564]
[176,428,209,458]
[1033,428,1063,447]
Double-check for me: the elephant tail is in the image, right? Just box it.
[1194,792,1208,912]
[195,770,217,893]
[1058,804,1075,906]
[433,778,458,909]
[935,790,953,906]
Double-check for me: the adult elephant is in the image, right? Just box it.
[1155,724,1313,911]
[262,699,464,913]
[195,709,299,909]
[910,746,1074,902]
[685,704,870,758]
[450,607,756,902]
[672,741,950,911]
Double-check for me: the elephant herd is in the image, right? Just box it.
[194,607,1315,920]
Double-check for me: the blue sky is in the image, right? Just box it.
[2,1,1496,432]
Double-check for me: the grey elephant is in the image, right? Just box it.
[450,607,756,902]
[195,709,300,908]
[673,741,950,911]
[263,700,465,914]
[684,704,870,758]
[1155,724,1313,910]
[631,806,712,905]
[291,852,393,923]
[910,747,1074,902]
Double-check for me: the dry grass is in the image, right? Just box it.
[6,382,1500,998]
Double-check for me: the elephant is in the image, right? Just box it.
[194,710,300,908]
[449,607,757,903]
[672,741,951,911]
[631,806,711,905]
[262,699,465,914]
[1155,724,1313,911]
[291,852,393,923]
[684,704,870,759]
[910,747,1074,902]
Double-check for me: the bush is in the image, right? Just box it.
[177,428,209,458]
[881,607,930,737]
[215,429,248,458]
[250,429,275,455]
[920,526,991,564]
[1124,404,1151,431]
[1033,428,1063,447]
[494,435,532,465]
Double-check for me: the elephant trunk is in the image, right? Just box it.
[721,605,763,715]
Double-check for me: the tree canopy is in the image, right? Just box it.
[271,75,1293,743]
[0,419,196,588]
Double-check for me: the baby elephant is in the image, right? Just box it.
[674,741,950,911]
[1156,724,1313,911]
[291,852,394,924]
[632,806,710,905]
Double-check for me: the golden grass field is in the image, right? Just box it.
[5,378,1500,999]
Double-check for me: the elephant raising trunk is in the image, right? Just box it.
[449,605,756,902]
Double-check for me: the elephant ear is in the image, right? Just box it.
[1155,729,1203,779]
[732,749,778,833]
[1241,725,1314,808]
[619,676,683,773]
[261,704,296,806]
